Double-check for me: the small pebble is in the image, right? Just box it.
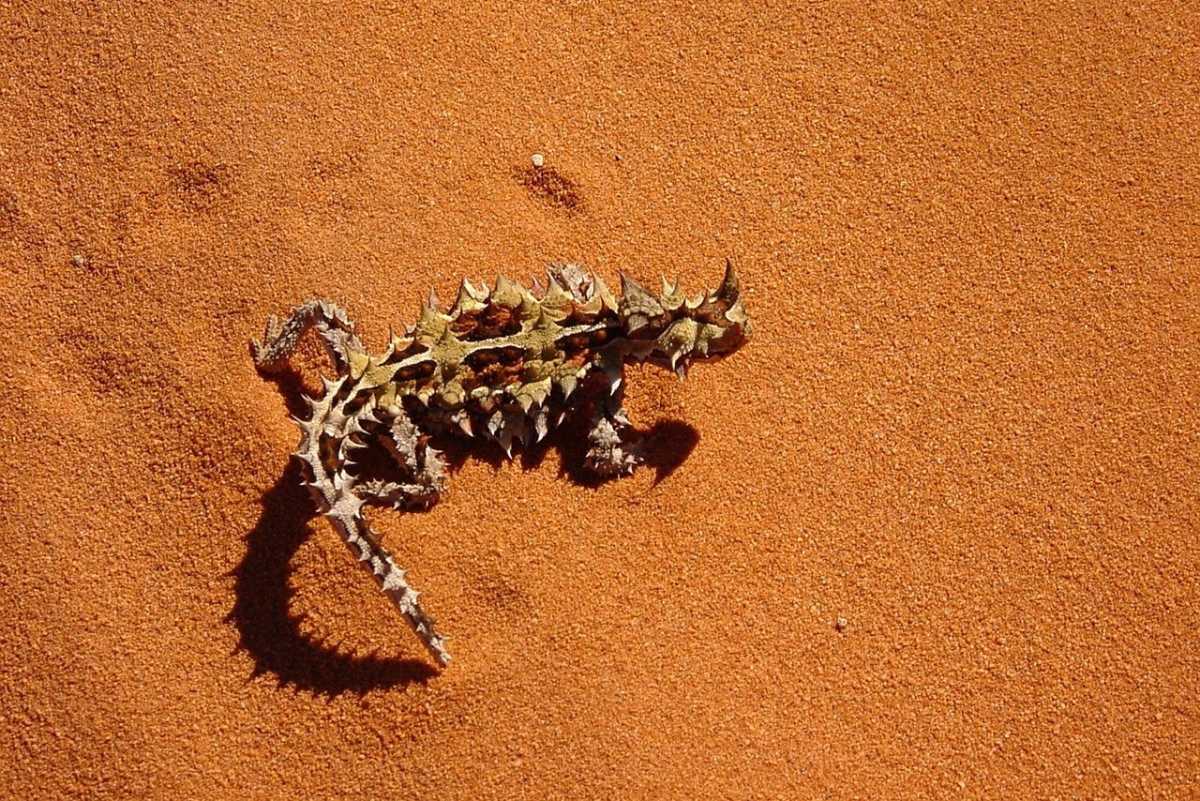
[835,617,848,632]
[531,153,545,168]
[71,254,89,269]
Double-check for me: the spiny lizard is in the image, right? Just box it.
[252,261,751,666]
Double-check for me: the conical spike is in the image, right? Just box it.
[390,332,414,356]
[529,377,552,407]
[505,413,528,451]
[471,280,490,301]
[534,306,560,331]
[456,412,474,437]
[724,298,749,326]
[452,278,487,315]
[540,278,573,319]
[547,265,570,290]
[491,275,523,307]
[619,272,665,319]
[591,272,619,311]
[619,272,648,298]
[577,293,604,316]
[414,304,447,339]
[717,257,740,303]
[660,274,685,311]
[516,284,541,321]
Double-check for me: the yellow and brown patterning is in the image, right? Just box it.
[252,261,750,666]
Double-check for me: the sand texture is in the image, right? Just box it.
[1,2,1197,798]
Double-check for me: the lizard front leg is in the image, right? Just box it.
[378,406,449,499]
[253,299,364,374]
[583,372,643,478]
[353,401,449,512]
[355,479,441,512]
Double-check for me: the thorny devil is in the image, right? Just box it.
[252,261,751,666]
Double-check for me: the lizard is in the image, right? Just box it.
[252,260,751,667]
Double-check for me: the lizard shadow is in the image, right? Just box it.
[508,411,700,489]
[230,366,699,695]
[228,460,438,695]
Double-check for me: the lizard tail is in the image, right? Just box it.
[324,503,451,667]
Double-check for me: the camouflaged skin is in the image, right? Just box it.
[252,261,750,666]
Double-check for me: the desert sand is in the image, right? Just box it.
[2,2,1197,798]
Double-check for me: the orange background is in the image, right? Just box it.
[2,2,1197,798]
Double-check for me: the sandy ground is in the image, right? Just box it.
[1,2,1197,798]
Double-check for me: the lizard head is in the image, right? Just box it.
[618,258,751,378]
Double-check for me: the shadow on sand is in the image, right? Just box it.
[228,369,698,695]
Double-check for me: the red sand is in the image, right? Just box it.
[2,3,1197,798]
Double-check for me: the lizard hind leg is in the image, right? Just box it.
[381,406,449,498]
[252,299,365,375]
